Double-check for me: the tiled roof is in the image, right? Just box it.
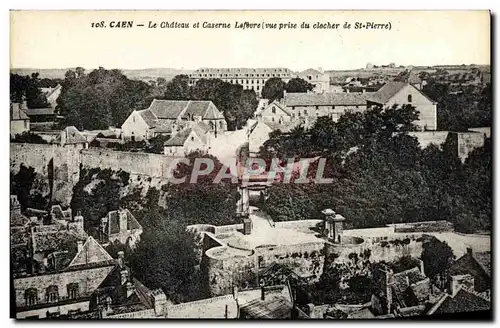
[148,100,190,119]
[194,67,293,75]
[152,119,174,133]
[239,295,308,319]
[10,104,30,120]
[263,121,296,133]
[390,267,427,295]
[365,82,408,104]
[472,252,491,277]
[164,128,194,147]
[449,250,491,278]
[181,101,210,118]
[284,92,368,107]
[137,109,158,127]
[24,107,55,116]
[434,289,490,314]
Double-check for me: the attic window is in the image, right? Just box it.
[191,136,194,141]
[272,107,276,114]
[408,95,412,103]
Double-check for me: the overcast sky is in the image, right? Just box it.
[10,10,490,71]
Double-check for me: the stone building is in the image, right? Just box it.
[10,198,152,319]
[97,209,143,249]
[257,101,293,124]
[10,102,30,137]
[295,68,330,94]
[281,91,368,124]
[189,68,294,97]
[163,121,212,156]
[366,82,437,131]
[121,99,227,142]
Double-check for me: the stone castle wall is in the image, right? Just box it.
[10,144,180,206]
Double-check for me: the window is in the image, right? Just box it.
[133,116,135,123]
[292,106,295,110]
[304,110,307,116]
[331,105,335,109]
[272,117,275,122]
[191,136,194,141]
[272,107,276,114]
[315,106,319,110]
[257,86,260,91]
[46,285,59,303]
[67,283,79,300]
[408,94,412,103]
[25,288,38,307]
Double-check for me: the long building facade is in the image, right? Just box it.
[188,68,294,96]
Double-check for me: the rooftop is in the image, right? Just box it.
[284,92,368,107]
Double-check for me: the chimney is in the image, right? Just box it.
[60,129,67,146]
[466,247,473,255]
[120,269,129,285]
[119,210,128,233]
[117,251,125,267]
[151,289,168,317]
[77,240,84,252]
[22,99,28,110]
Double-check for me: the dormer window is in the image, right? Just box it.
[25,288,38,306]
[46,285,59,303]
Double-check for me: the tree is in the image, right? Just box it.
[145,135,170,154]
[58,67,151,129]
[10,73,49,108]
[164,74,191,100]
[421,237,455,278]
[285,78,314,93]
[261,77,286,102]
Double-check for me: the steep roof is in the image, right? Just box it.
[263,121,295,133]
[284,92,368,107]
[164,128,194,147]
[10,104,30,120]
[137,109,158,127]
[366,81,408,104]
[449,250,491,278]
[148,99,190,119]
[67,236,114,268]
[107,209,142,235]
[152,119,174,133]
[433,289,491,314]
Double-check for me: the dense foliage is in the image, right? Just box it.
[10,73,50,108]
[423,80,491,131]
[11,132,48,144]
[10,164,49,211]
[57,67,152,130]
[421,237,455,280]
[70,152,238,302]
[261,77,315,102]
[260,106,491,233]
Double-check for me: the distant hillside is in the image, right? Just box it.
[10,68,193,82]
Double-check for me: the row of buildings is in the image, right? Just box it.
[188,67,331,95]
[249,81,438,154]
